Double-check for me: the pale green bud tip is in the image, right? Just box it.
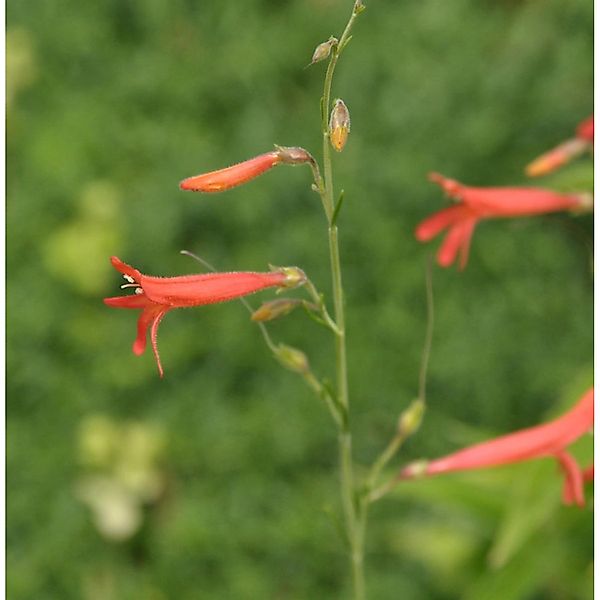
[274,145,315,166]
[329,99,351,152]
[251,298,302,322]
[398,398,425,437]
[275,344,309,374]
[310,36,338,65]
[272,266,307,289]
[400,460,428,479]
[353,0,366,14]
[574,192,593,213]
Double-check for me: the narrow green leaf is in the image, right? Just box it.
[331,189,345,225]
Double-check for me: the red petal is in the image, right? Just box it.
[150,310,167,378]
[415,205,472,242]
[110,256,142,282]
[437,223,466,267]
[457,218,478,270]
[104,295,150,309]
[556,450,585,507]
[133,305,168,357]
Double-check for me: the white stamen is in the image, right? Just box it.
[134,288,144,295]
[120,283,140,290]
[123,274,135,283]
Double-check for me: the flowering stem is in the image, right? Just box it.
[180,250,341,423]
[304,278,342,335]
[316,4,365,598]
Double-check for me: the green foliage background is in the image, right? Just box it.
[7,0,593,598]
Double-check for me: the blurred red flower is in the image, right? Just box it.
[415,172,591,268]
[401,388,594,507]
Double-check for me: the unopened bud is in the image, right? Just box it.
[310,36,338,65]
[251,298,303,322]
[398,398,425,437]
[400,459,429,479]
[274,145,315,166]
[525,138,588,178]
[353,0,366,14]
[271,265,307,289]
[329,99,351,152]
[275,344,309,374]
[573,192,594,213]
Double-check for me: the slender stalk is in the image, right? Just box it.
[316,5,365,598]
[418,256,434,403]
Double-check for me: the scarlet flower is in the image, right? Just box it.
[415,172,591,269]
[526,115,594,177]
[401,388,594,507]
[104,256,305,377]
[179,146,314,193]
[576,115,594,142]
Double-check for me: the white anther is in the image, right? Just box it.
[123,274,135,283]
[134,288,144,295]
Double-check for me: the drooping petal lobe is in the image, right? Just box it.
[415,204,473,242]
[557,450,585,507]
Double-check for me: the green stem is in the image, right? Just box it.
[317,5,365,598]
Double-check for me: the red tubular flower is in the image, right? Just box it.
[401,388,594,507]
[576,115,594,142]
[180,151,282,192]
[415,172,591,269]
[179,146,314,193]
[526,115,594,177]
[104,256,305,377]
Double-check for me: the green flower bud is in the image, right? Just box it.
[275,344,309,374]
[251,298,303,322]
[397,398,425,437]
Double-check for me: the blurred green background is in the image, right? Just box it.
[7,0,593,598]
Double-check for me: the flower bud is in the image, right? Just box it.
[397,398,425,437]
[180,152,282,193]
[274,145,315,166]
[270,265,307,289]
[353,0,366,14]
[310,36,338,65]
[251,298,302,322]
[399,460,429,479]
[573,192,594,213]
[329,99,351,152]
[275,344,309,374]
